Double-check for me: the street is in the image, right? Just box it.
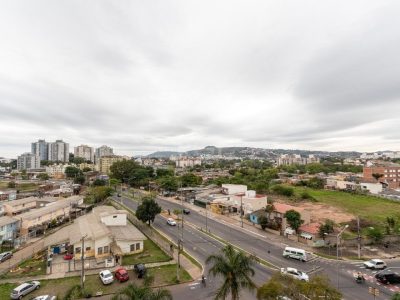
[115,194,399,300]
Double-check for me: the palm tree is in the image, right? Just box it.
[206,244,257,300]
[112,275,172,300]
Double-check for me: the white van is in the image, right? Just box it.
[283,247,307,262]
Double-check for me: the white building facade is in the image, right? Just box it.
[17,153,40,170]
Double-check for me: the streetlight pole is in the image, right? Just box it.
[205,201,208,232]
[336,225,349,288]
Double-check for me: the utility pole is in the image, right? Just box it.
[81,235,87,290]
[176,239,181,282]
[336,225,349,288]
[205,202,208,232]
[357,216,361,259]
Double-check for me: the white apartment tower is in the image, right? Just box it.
[17,153,41,170]
[48,140,69,162]
[74,145,95,162]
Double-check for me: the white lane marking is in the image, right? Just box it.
[218,219,266,238]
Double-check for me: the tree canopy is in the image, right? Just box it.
[284,209,303,232]
[135,196,162,225]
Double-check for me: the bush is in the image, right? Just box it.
[258,215,268,230]
[271,185,294,197]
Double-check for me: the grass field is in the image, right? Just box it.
[0,264,192,299]
[122,239,171,266]
[0,254,47,279]
[291,186,400,226]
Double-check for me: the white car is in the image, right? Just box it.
[363,259,387,270]
[280,267,309,281]
[99,270,114,285]
[167,218,177,226]
[10,281,40,299]
[32,296,56,300]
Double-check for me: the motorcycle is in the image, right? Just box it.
[355,275,365,284]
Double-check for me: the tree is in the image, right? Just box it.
[112,275,172,300]
[271,185,294,197]
[257,273,341,300]
[74,175,85,185]
[85,186,114,204]
[7,181,16,188]
[319,219,335,238]
[386,216,396,234]
[258,215,268,230]
[135,196,162,225]
[392,293,400,300]
[65,166,82,178]
[158,176,179,192]
[93,179,106,186]
[372,173,384,182]
[179,173,202,187]
[284,210,304,232]
[37,173,50,181]
[82,167,92,172]
[72,157,86,164]
[206,244,257,300]
[367,227,383,243]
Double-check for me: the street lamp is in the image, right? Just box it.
[336,224,349,288]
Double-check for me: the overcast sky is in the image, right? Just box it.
[1,1,400,158]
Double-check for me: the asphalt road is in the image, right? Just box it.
[114,194,397,300]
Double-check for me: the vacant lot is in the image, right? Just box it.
[0,264,191,299]
[289,186,400,226]
[0,252,47,279]
[122,239,171,266]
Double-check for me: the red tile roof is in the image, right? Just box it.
[273,203,304,214]
[299,223,320,235]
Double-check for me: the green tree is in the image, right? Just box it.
[158,176,179,192]
[7,181,16,188]
[82,167,92,172]
[112,275,172,300]
[179,173,202,187]
[367,227,383,243]
[37,173,50,181]
[206,244,257,300]
[284,210,304,232]
[258,215,268,230]
[65,166,82,178]
[319,219,335,238]
[74,175,85,185]
[93,179,106,186]
[257,279,283,299]
[372,173,384,182]
[72,157,86,164]
[391,293,400,300]
[85,186,113,204]
[271,185,294,197]
[306,177,324,189]
[109,178,121,190]
[136,196,162,226]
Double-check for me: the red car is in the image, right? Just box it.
[115,267,129,282]
[63,253,74,260]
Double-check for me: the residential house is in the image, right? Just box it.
[17,196,83,235]
[3,197,39,216]
[69,206,146,259]
[298,223,323,247]
[0,216,19,243]
[268,203,311,234]
[360,182,384,195]
[363,162,400,189]
[0,190,17,201]
[221,184,247,195]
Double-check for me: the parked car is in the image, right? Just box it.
[167,218,177,226]
[134,263,147,278]
[10,281,40,299]
[63,253,73,260]
[363,259,387,270]
[31,296,56,300]
[183,209,190,215]
[375,271,400,284]
[0,251,13,262]
[280,267,309,281]
[99,270,114,285]
[115,267,129,282]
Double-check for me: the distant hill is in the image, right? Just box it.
[147,146,361,159]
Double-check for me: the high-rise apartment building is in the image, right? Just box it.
[99,155,128,174]
[31,139,48,161]
[95,145,113,163]
[74,145,94,162]
[48,140,69,162]
[17,153,41,170]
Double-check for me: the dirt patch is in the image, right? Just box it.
[277,200,355,224]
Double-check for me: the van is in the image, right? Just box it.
[282,247,307,262]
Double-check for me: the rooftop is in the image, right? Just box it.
[299,223,320,235]
[273,203,304,214]
[0,216,19,227]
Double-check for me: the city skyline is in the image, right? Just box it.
[1,1,400,157]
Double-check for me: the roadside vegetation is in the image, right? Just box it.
[122,239,171,266]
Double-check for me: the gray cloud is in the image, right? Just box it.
[1,1,400,157]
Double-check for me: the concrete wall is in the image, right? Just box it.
[117,240,144,254]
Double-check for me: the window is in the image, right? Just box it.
[98,247,103,255]
[130,244,135,252]
[75,247,81,254]
[136,243,140,251]
[113,215,117,218]
[104,246,109,253]
[86,247,91,251]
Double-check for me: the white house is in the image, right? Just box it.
[70,206,146,259]
[360,182,383,195]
